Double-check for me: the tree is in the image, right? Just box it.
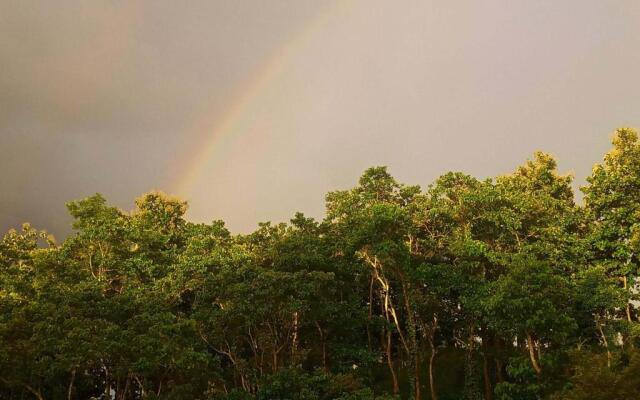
[482,256,575,377]
[326,167,423,398]
[583,128,640,324]
[3,127,640,399]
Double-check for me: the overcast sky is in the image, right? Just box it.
[2,0,640,238]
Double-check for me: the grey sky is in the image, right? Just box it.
[1,1,639,238]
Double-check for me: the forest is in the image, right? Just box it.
[2,128,640,400]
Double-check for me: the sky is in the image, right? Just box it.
[1,0,640,238]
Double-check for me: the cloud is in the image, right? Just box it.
[1,0,639,236]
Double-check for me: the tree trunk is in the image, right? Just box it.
[596,319,612,368]
[526,333,542,376]
[386,331,400,395]
[68,368,76,400]
[398,271,420,400]
[428,338,437,400]
[482,353,492,400]
[134,375,146,398]
[414,353,421,400]
[363,252,409,352]
[272,349,278,373]
[292,311,299,365]
[367,275,374,352]
[315,322,328,372]
[624,276,633,322]
[116,374,131,400]
[482,330,493,400]
[105,370,111,400]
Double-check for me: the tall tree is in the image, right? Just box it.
[583,128,640,324]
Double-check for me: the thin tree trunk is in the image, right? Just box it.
[273,349,278,372]
[322,340,327,372]
[526,333,542,376]
[414,353,421,400]
[68,368,76,400]
[596,319,612,368]
[105,367,111,400]
[315,322,328,372]
[292,311,299,365]
[363,252,410,352]
[248,328,263,375]
[380,284,399,395]
[483,353,492,400]
[134,375,146,398]
[624,276,632,322]
[386,330,400,395]
[428,338,437,400]
[367,275,374,352]
[398,273,420,400]
[482,330,493,400]
[117,374,131,400]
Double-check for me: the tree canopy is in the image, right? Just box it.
[2,128,640,399]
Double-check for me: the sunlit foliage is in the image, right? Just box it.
[1,129,639,399]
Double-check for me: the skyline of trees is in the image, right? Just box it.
[1,128,640,399]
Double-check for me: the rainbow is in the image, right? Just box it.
[172,0,353,197]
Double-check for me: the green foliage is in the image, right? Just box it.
[549,350,640,400]
[1,128,640,399]
[482,256,575,343]
[582,128,640,319]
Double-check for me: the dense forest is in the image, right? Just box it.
[2,128,640,400]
